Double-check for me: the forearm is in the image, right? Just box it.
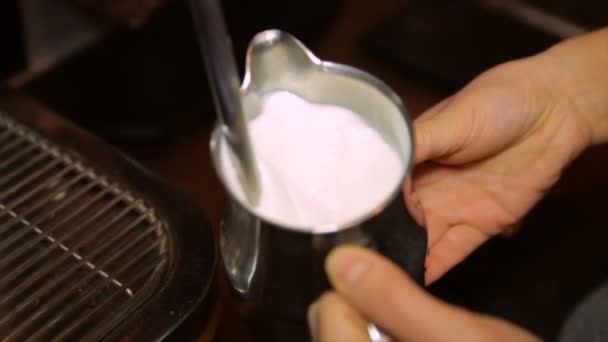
[539,28,608,145]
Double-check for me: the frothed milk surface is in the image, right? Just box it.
[220,91,406,231]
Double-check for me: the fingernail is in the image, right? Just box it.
[326,247,370,286]
[307,302,319,341]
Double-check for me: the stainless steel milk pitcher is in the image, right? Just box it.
[210,30,427,341]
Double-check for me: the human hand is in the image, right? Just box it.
[309,27,608,342]
[406,37,606,283]
[309,246,541,342]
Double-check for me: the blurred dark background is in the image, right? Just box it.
[1,0,608,341]
[5,0,339,143]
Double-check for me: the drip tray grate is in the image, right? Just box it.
[0,113,169,341]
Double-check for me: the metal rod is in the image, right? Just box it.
[0,178,101,269]
[0,134,26,159]
[0,157,63,200]
[8,240,164,340]
[0,166,82,233]
[0,149,49,189]
[0,129,13,144]
[188,0,260,204]
[0,165,76,220]
[0,187,125,311]
[0,141,35,172]
[0,116,169,340]
[480,0,588,39]
[50,258,166,342]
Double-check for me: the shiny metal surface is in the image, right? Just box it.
[210,30,427,341]
[481,0,588,38]
[0,90,215,341]
[368,323,392,342]
[0,113,167,340]
[189,0,260,205]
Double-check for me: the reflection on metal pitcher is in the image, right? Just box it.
[220,200,261,296]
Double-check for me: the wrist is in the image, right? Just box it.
[540,28,608,146]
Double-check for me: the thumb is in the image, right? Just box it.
[325,246,538,342]
[413,96,478,165]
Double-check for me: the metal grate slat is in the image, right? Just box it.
[51,257,167,342]
[0,143,37,172]
[0,129,13,144]
[0,190,129,313]
[0,176,105,284]
[0,147,51,187]
[0,134,27,159]
[5,229,164,339]
[0,177,102,268]
[0,112,170,341]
